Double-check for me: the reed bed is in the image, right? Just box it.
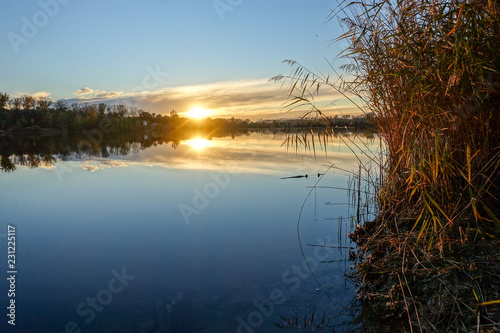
[273,0,500,331]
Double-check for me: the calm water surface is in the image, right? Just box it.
[0,131,378,332]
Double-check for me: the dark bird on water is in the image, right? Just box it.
[281,174,308,179]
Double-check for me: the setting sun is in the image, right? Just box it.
[186,107,210,119]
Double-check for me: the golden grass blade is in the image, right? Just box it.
[472,288,479,302]
[434,134,439,180]
[411,208,425,232]
[480,299,500,306]
[424,191,452,226]
[480,202,500,228]
[466,145,471,184]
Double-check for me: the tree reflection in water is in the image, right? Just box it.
[0,127,376,172]
[0,128,252,172]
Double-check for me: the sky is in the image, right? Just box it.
[0,0,356,119]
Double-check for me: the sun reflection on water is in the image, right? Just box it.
[185,138,212,150]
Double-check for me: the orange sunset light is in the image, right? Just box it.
[186,107,211,119]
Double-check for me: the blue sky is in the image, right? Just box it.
[1,0,353,119]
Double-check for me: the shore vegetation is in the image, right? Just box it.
[274,0,500,331]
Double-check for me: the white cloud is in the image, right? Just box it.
[94,91,122,99]
[75,87,94,96]
[12,91,51,99]
[74,87,123,100]
[100,160,127,168]
[33,91,51,98]
[81,163,100,172]
[80,160,128,172]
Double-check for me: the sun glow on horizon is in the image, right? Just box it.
[186,106,211,119]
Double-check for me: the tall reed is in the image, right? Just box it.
[273,1,500,330]
[274,0,500,247]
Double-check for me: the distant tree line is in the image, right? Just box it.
[0,92,374,133]
[0,92,187,133]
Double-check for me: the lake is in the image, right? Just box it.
[0,130,378,332]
